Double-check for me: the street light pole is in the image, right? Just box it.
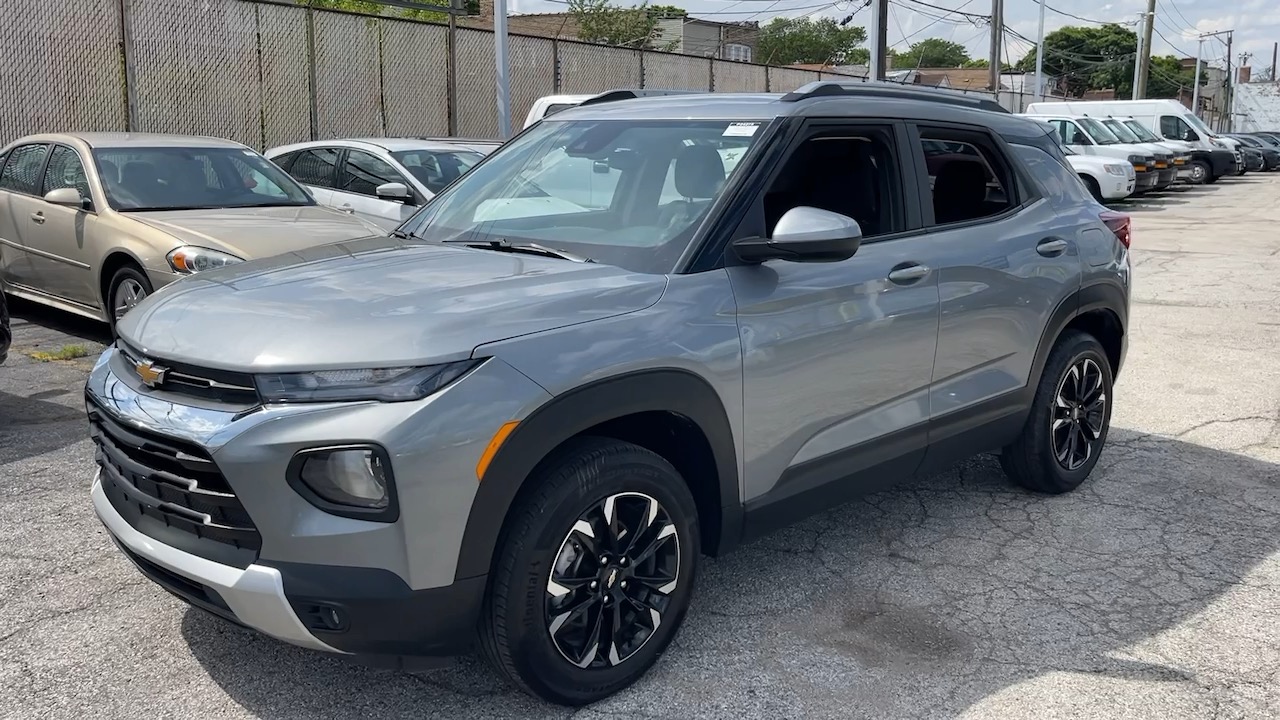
[1132,14,1144,100]
[1192,37,1203,118]
[494,0,511,138]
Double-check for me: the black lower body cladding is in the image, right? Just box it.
[1207,150,1236,178]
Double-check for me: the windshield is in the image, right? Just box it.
[94,147,312,211]
[1101,119,1142,144]
[1123,120,1161,142]
[391,149,483,194]
[1231,135,1261,147]
[1183,112,1214,136]
[402,118,761,274]
[1078,118,1123,145]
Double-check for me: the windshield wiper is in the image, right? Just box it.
[441,238,593,263]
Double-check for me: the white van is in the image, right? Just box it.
[523,89,700,129]
[1026,99,1239,183]
[1021,113,1166,193]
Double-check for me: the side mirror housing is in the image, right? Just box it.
[43,187,90,210]
[1183,129,1199,142]
[732,206,862,264]
[375,182,414,204]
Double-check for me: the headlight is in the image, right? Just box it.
[167,246,243,274]
[289,445,396,519]
[1174,155,1188,165]
[1104,164,1128,176]
[255,360,480,402]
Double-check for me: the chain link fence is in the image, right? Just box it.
[1,0,922,148]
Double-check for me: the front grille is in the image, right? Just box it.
[116,342,259,406]
[89,399,261,558]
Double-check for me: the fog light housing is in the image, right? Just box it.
[288,445,398,521]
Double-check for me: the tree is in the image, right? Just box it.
[1015,24,1138,97]
[894,38,970,68]
[568,0,670,48]
[1147,55,1196,98]
[757,17,868,66]
[305,0,478,22]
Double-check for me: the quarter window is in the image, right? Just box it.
[288,148,340,188]
[915,129,1016,226]
[41,146,91,201]
[0,144,50,195]
[339,150,403,197]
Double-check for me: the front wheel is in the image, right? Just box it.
[1080,175,1103,202]
[479,437,700,705]
[1187,160,1209,185]
[1001,331,1113,494]
[107,265,153,328]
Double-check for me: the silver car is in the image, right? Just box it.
[0,133,381,324]
[266,138,491,230]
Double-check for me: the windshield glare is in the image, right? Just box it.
[391,149,483,194]
[1102,119,1141,143]
[1079,118,1122,145]
[94,147,312,211]
[405,118,761,273]
[1123,120,1160,142]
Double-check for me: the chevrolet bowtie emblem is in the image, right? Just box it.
[606,568,619,589]
[134,360,168,388]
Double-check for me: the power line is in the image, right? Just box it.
[1038,1,1134,27]
[889,0,979,49]
[1161,0,1195,32]
[1152,25,1193,59]
[897,0,987,22]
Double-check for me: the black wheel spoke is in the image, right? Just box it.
[1049,357,1108,472]
[631,525,676,566]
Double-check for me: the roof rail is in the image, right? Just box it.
[578,89,702,107]
[780,81,1010,114]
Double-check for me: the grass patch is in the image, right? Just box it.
[26,344,92,362]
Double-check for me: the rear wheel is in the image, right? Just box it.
[1001,331,1113,494]
[107,265,153,328]
[479,437,700,705]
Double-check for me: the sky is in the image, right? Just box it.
[509,0,1280,72]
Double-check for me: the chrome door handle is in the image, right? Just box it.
[1037,238,1068,256]
[887,263,930,284]
[338,205,354,214]
[30,212,45,224]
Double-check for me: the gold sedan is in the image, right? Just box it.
[0,133,383,326]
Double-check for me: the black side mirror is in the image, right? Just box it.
[732,206,862,264]
[1183,129,1199,141]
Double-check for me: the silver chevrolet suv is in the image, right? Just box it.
[87,83,1131,705]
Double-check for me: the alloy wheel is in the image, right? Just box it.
[114,279,147,320]
[545,492,680,669]
[1051,357,1107,471]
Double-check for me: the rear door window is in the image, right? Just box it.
[0,144,50,195]
[288,148,341,188]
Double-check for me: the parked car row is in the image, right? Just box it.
[1017,99,1280,202]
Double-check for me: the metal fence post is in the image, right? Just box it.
[447,1,458,136]
[552,38,560,93]
[304,5,319,140]
[765,66,772,92]
[639,50,646,89]
[708,57,715,91]
[120,0,138,131]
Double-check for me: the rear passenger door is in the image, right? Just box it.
[0,143,52,289]
[906,124,1082,463]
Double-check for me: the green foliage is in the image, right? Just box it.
[1147,55,1195,98]
[1015,24,1137,96]
[303,0,478,22]
[757,17,868,66]
[893,38,970,68]
[568,0,660,48]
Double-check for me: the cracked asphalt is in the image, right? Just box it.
[2,176,1279,719]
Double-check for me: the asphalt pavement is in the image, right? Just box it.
[1,176,1278,719]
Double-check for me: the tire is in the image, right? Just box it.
[1204,170,1220,184]
[1000,331,1113,494]
[1080,175,1103,202]
[479,437,700,705]
[106,264,153,329]
[1187,160,1210,185]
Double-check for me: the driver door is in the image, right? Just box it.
[728,121,942,514]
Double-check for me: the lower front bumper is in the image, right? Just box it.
[93,477,341,653]
[1134,171,1160,192]
[95,475,485,659]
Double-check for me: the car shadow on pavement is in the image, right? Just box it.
[181,427,1280,718]
[6,295,111,347]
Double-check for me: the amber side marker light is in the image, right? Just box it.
[476,421,519,481]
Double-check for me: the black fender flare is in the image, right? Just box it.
[1027,280,1128,399]
[453,368,741,581]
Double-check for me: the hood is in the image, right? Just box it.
[127,205,384,259]
[117,236,668,371]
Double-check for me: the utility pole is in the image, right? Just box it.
[1192,37,1204,118]
[1225,32,1233,132]
[989,0,1003,93]
[1271,42,1277,82]
[1135,0,1156,97]
[872,0,888,80]
[494,0,511,138]
[1034,0,1046,100]
[1132,15,1144,100]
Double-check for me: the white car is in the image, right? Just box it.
[266,138,490,230]
[1066,149,1135,201]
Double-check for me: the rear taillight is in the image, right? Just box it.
[1100,210,1131,248]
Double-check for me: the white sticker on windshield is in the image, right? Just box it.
[723,122,760,137]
